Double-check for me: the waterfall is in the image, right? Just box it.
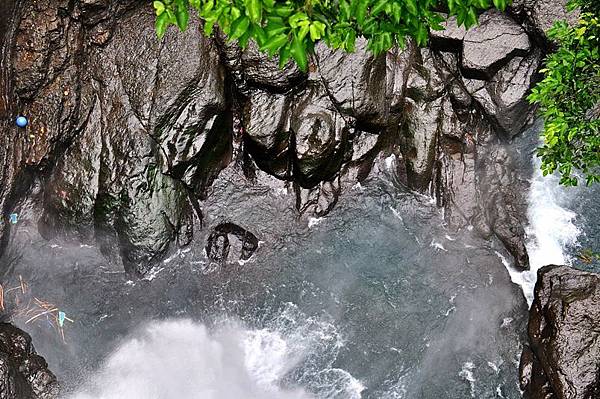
[506,154,581,305]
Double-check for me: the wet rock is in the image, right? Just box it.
[291,82,350,187]
[462,11,530,79]
[521,265,600,399]
[39,98,102,241]
[150,26,230,195]
[478,143,530,269]
[242,90,292,179]
[206,223,258,264]
[430,16,468,51]
[0,323,58,399]
[218,38,306,92]
[32,4,228,275]
[316,38,388,129]
[295,178,342,216]
[434,93,483,228]
[465,49,541,137]
[401,49,452,191]
[351,131,380,162]
[512,0,579,42]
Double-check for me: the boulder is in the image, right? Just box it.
[218,38,306,92]
[512,0,579,42]
[521,265,600,398]
[290,82,350,187]
[206,223,258,264]
[429,16,468,51]
[242,90,292,179]
[0,323,58,399]
[464,49,541,137]
[316,38,388,129]
[462,11,530,79]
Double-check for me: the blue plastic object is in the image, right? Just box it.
[58,311,66,327]
[9,213,17,224]
[16,116,28,128]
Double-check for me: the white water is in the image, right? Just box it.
[68,304,364,399]
[507,156,581,305]
[68,320,309,399]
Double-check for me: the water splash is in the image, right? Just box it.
[68,320,310,399]
[67,306,364,399]
[509,155,581,305]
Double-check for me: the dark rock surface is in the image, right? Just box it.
[0,0,565,275]
[0,323,58,399]
[462,11,530,79]
[206,222,258,265]
[520,265,600,399]
[511,0,579,42]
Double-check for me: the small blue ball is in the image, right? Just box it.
[16,116,28,128]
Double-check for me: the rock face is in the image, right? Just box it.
[520,265,600,399]
[462,11,530,79]
[0,0,565,275]
[0,323,58,399]
[511,0,579,42]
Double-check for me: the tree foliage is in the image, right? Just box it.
[527,0,600,186]
[152,0,510,71]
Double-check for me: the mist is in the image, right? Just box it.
[67,319,311,399]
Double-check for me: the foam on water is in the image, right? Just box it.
[458,361,476,398]
[67,320,310,399]
[68,304,363,399]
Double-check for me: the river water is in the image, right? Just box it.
[0,129,597,398]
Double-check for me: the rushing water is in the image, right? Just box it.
[504,127,600,305]
[2,162,527,399]
[1,129,597,398]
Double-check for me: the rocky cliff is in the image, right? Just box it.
[0,322,58,399]
[0,0,568,277]
[520,265,600,399]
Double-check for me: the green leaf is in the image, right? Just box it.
[153,1,165,16]
[274,5,294,18]
[340,0,351,20]
[156,12,170,38]
[252,25,268,46]
[203,17,217,36]
[465,7,478,28]
[344,29,356,52]
[356,0,368,27]
[229,16,250,40]
[175,3,189,31]
[405,0,418,16]
[298,24,310,41]
[371,0,388,16]
[309,23,321,41]
[492,0,507,10]
[279,43,291,68]
[260,33,288,55]
[246,0,262,23]
[291,34,308,71]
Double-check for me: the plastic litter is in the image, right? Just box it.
[0,276,74,343]
[9,213,18,224]
[16,116,28,128]
[58,311,66,327]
